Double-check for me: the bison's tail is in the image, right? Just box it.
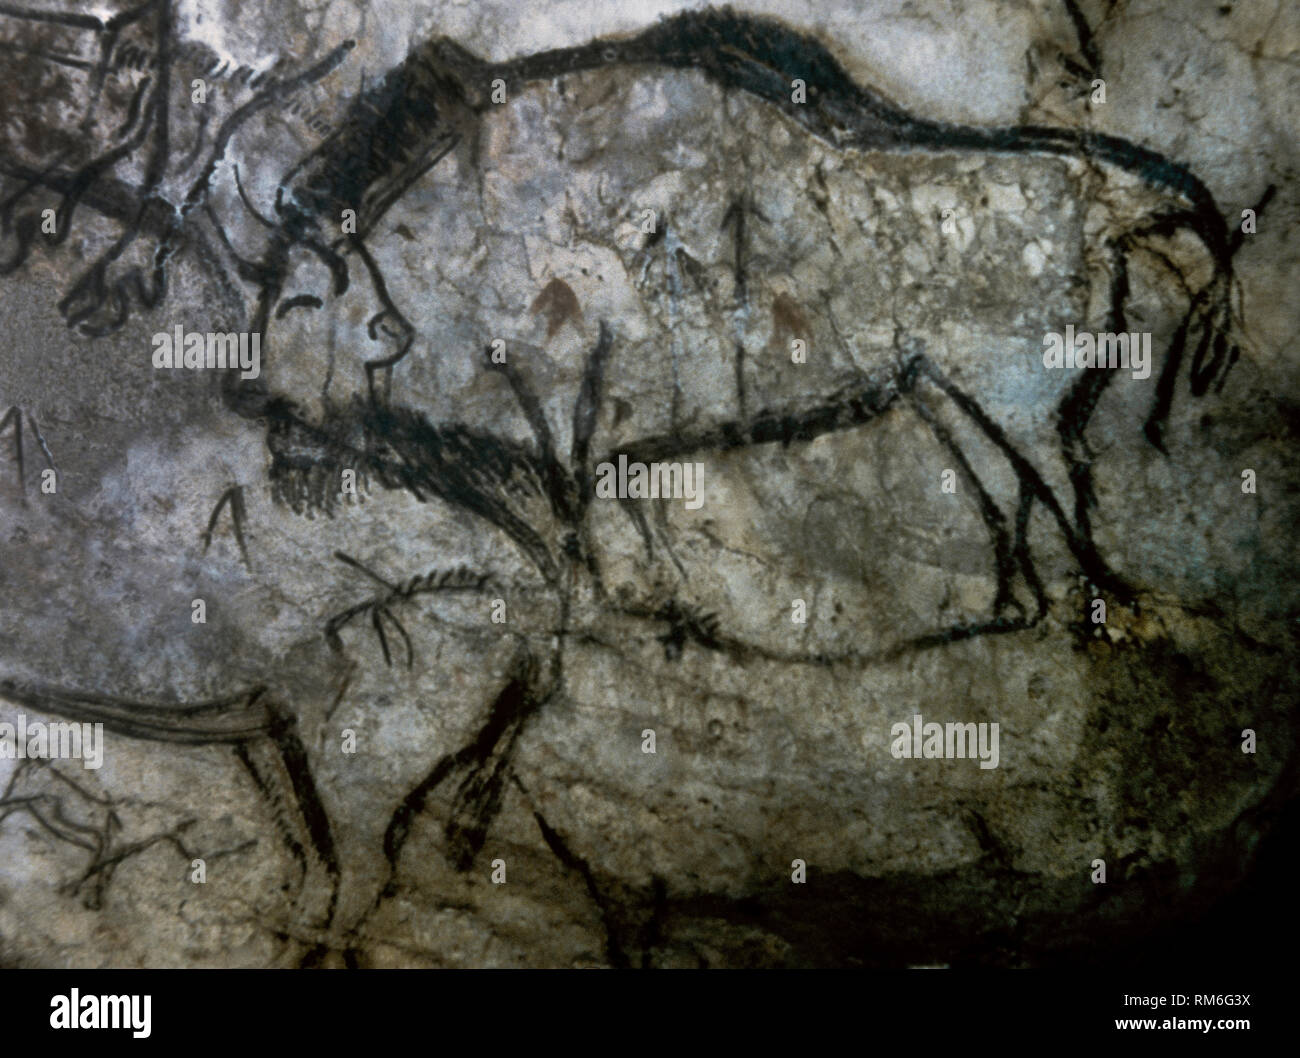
[1142,272,1233,453]
[1143,183,1275,452]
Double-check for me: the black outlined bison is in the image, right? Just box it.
[0,3,1275,965]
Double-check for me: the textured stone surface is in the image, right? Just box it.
[0,0,1296,967]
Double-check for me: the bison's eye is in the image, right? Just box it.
[275,294,325,319]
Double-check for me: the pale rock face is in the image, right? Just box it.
[0,0,1295,968]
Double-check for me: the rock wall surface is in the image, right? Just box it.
[0,0,1295,967]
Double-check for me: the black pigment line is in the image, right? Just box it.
[262,702,342,909]
[906,352,1132,598]
[1013,487,1049,623]
[612,378,901,465]
[232,741,310,894]
[201,484,250,568]
[906,384,1020,616]
[379,652,543,880]
[0,0,159,33]
[1055,233,1131,538]
[0,405,24,496]
[275,293,324,317]
[720,195,750,307]
[326,551,504,667]
[734,340,747,420]
[484,341,576,524]
[0,678,273,744]
[1060,0,1103,75]
[0,39,94,70]
[571,320,614,519]
[520,782,631,969]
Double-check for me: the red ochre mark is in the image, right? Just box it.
[530,277,583,339]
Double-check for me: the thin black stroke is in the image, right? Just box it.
[325,549,502,669]
[201,483,250,568]
[483,338,575,525]
[377,647,550,888]
[1060,0,1103,77]
[511,771,631,969]
[0,404,25,497]
[571,320,614,520]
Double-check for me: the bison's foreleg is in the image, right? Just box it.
[894,360,1047,649]
[378,645,550,896]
